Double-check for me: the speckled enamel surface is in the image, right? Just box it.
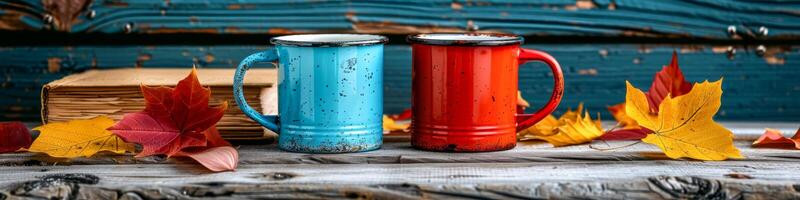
[234,44,384,153]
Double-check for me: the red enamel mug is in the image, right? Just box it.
[407,33,564,152]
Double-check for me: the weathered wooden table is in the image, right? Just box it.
[1,122,798,199]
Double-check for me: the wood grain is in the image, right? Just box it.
[2,162,800,199]
[0,122,796,166]
[0,122,798,199]
[1,44,797,121]
[2,0,799,39]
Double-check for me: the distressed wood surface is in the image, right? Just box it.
[0,122,797,166]
[0,122,798,199]
[3,162,800,199]
[1,44,796,121]
[1,0,799,39]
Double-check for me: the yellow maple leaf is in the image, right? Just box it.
[383,115,409,132]
[558,103,583,122]
[517,114,558,140]
[625,79,742,160]
[518,103,604,146]
[534,111,604,147]
[519,103,585,138]
[30,116,135,158]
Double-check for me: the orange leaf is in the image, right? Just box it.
[607,103,638,128]
[752,128,800,149]
[600,103,652,140]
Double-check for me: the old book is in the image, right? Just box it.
[41,68,277,141]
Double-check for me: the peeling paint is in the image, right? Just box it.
[135,53,152,68]
[638,46,653,54]
[764,56,786,65]
[578,68,598,76]
[1,44,798,122]
[345,11,357,22]
[762,46,790,65]
[451,2,463,10]
[226,4,255,10]
[0,0,796,39]
[139,28,219,34]
[204,53,215,63]
[267,28,302,34]
[598,49,608,58]
[223,27,246,34]
[227,4,242,10]
[711,46,729,54]
[566,0,596,11]
[679,46,704,53]
[351,22,503,34]
[47,57,61,73]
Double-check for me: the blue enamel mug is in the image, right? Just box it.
[234,34,387,153]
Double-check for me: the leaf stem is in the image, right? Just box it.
[589,141,642,151]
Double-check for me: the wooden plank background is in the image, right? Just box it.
[0,0,798,122]
[1,0,799,39]
[0,44,796,121]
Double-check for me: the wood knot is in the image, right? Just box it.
[13,173,100,198]
[343,190,371,199]
[648,176,726,199]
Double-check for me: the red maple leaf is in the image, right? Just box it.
[602,51,690,141]
[109,69,231,159]
[0,122,32,153]
[645,51,693,113]
[389,108,412,121]
[599,128,652,141]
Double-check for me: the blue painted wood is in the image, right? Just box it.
[0,44,796,122]
[2,0,799,38]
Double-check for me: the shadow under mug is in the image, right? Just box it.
[407,33,565,152]
[234,34,387,153]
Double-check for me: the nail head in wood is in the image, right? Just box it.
[467,20,479,31]
[726,46,736,60]
[43,14,54,24]
[123,23,134,33]
[758,26,768,37]
[727,25,737,36]
[756,45,766,56]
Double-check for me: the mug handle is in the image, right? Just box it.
[515,48,565,132]
[234,50,281,133]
